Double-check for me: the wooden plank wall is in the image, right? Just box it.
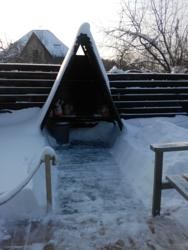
[0,63,188,119]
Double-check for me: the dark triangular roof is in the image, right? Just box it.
[39,23,123,130]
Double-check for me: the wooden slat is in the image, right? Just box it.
[118,106,184,114]
[111,87,188,94]
[112,94,185,101]
[114,100,188,108]
[183,174,188,181]
[120,113,185,119]
[0,71,57,79]
[108,73,188,81]
[0,94,47,102]
[0,87,50,94]
[151,142,188,152]
[0,63,60,72]
[166,175,188,201]
[0,79,54,87]
[0,79,96,88]
[109,80,188,88]
[0,102,44,109]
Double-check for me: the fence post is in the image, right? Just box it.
[152,151,163,216]
[44,155,53,213]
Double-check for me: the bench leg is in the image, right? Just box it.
[152,151,163,216]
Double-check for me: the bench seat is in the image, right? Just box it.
[166,174,188,201]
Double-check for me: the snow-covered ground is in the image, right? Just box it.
[1,108,188,249]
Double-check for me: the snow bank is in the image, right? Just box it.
[111,116,188,206]
[0,108,54,218]
[108,65,125,74]
[2,109,188,247]
[3,110,188,219]
[0,146,57,206]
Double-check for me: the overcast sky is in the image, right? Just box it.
[0,0,120,57]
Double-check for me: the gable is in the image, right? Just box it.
[33,30,68,58]
[20,33,53,62]
[14,30,68,58]
[39,23,123,130]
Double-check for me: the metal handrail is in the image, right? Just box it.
[0,146,57,213]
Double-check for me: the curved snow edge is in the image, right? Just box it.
[0,146,57,206]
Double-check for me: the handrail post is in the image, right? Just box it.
[44,155,53,213]
[152,151,163,216]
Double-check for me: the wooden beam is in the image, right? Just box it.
[151,142,188,152]
[152,151,164,216]
[166,175,188,201]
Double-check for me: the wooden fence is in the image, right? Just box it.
[1,63,188,119]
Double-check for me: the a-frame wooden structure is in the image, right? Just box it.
[39,23,123,130]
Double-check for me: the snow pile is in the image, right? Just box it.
[0,146,56,207]
[40,146,57,162]
[112,116,188,205]
[2,108,188,248]
[108,65,125,74]
[108,66,143,73]
[0,108,50,218]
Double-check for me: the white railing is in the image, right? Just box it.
[0,146,57,213]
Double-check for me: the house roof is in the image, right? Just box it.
[16,30,68,57]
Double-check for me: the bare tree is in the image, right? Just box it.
[0,41,21,63]
[106,0,188,72]
[0,37,14,62]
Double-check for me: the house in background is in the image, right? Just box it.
[1,30,68,64]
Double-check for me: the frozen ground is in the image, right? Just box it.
[1,108,188,249]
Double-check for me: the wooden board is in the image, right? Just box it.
[108,73,188,81]
[0,79,54,87]
[151,142,188,152]
[166,174,188,200]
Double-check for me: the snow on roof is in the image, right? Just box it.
[17,30,68,57]
[38,23,117,129]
